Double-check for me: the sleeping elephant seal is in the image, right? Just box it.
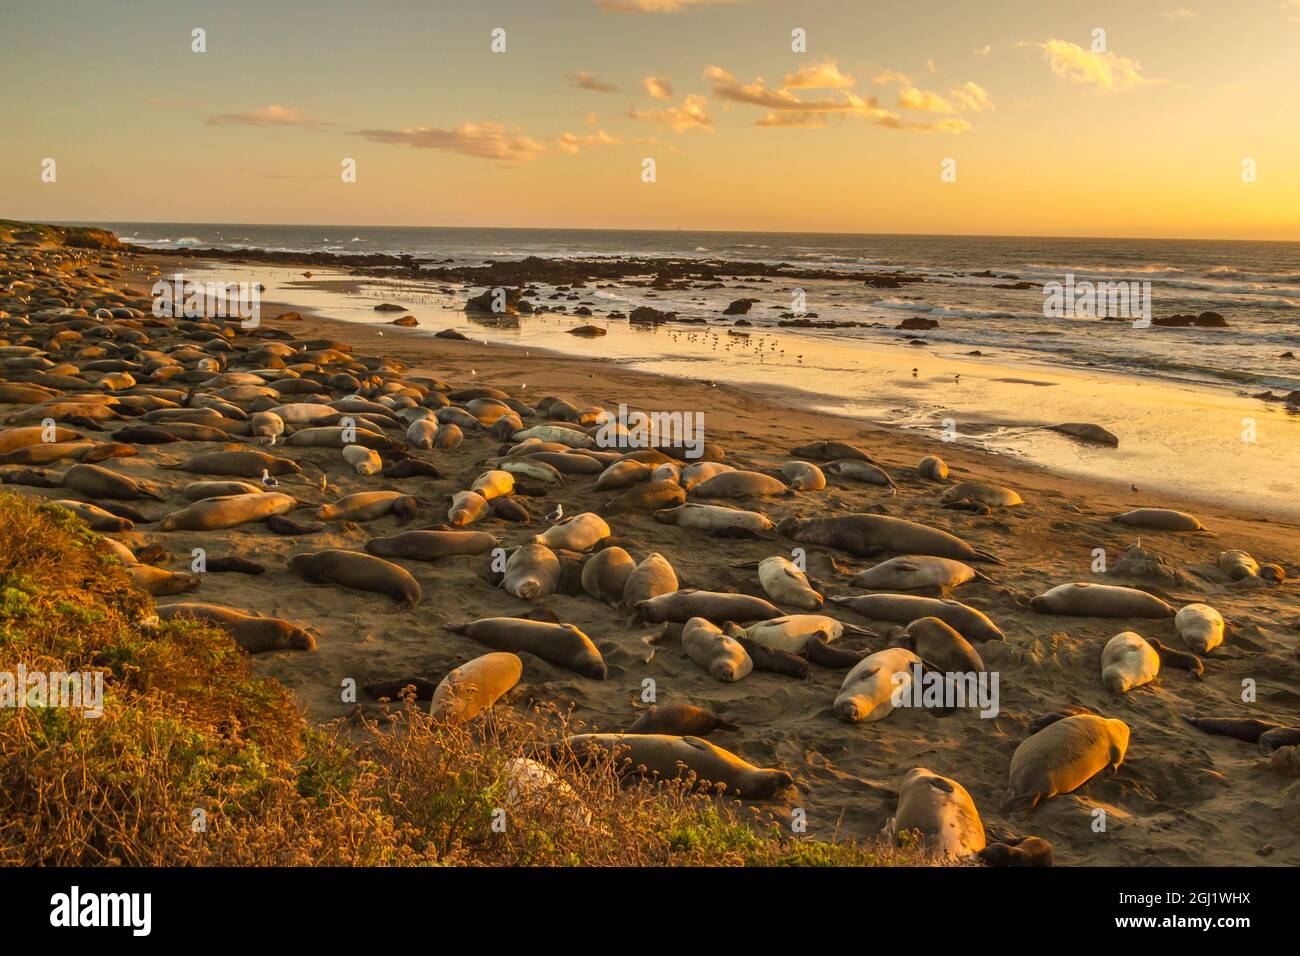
[1029,583,1175,619]
[316,491,415,523]
[1100,631,1160,692]
[1111,508,1205,532]
[49,500,133,532]
[502,544,561,600]
[181,480,264,501]
[128,565,201,596]
[732,614,872,654]
[289,550,422,606]
[850,555,982,595]
[681,617,753,682]
[883,768,986,859]
[450,617,606,679]
[171,450,301,478]
[1002,714,1130,813]
[626,703,738,737]
[940,481,1023,511]
[1217,549,1259,581]
[156,602,316,653]
[778,513,1000,563]
[757,556,823,610]
[901,617,985,673]
[448,490,489,527]
[533,512,610,552]
[1144,637,1203,679]
[158,492,296,531]
[654,503,773,536]
[62,463,163,501]
[790,440,878,463]
[558,734,792,798]
[977,836,1054,867]
[1174,603,1224,653]
[365,529,498,561]
[691,470,792,499]
[1181,715,1281,743]
[428,652,523,723]
[633,589,781,625]
[917,455,948,481]
[779,461,825,491]
[1259,727,1300,754]
[834,647,921,723]
[581,546,635,604]
[832,594,1005,643]
[620,552,678,610]
[600,479,685,516]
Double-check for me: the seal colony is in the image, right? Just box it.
[0,227,1296,867]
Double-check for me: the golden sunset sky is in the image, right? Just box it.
[2,0,1298,239]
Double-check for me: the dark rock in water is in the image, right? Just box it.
[1048,422,1118,447]
[374,302,406,312]
[1152,311,1228,328]
[629,306,675,325]
[388,315,418,327]
[464,287,526,315]
[896,316,939,330]
[435,328,469,340]
[1280,351,1295,359]
[723,298,756,315]
[992,281,1036,290]
[732,318,751,326]
[567,324,606,337]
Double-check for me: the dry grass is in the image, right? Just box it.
[0,493,934,866]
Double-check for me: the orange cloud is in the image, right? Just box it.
[206,104,332,127]
[1033,39,1162,92]
[782,58,854,90]
[557,129,622,154]
[642,75,674,100]
[355,121,548,161]
[629,93,713,132]
[567,71,620,92]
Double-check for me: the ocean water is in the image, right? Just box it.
[95,223,1300,395]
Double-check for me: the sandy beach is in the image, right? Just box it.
[4,235,1293,867]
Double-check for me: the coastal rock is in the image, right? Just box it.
[388,315,418,327]
[629,306,675,325]
[896,317,939,330]
[1152,312,1228,328]
[436,328,469,340]
[374,303,406,312]
[465,287,527,315]
[568,325,607,337]
[723,299,756,315]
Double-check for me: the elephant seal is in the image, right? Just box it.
[384,457,443,480]
[883,768,986,859]
[158,492,296,531]
[266,514,322,535]
[692,470,792,499]
[365,529,498,561]
[941,481,1023,510]
[62,463,162,501]
[595,460,652,491]
[581,546,635,604]
[448,490,488,527]
[1029,583,1175,618]
[756,556,822,610]
[1217,549,1259,581]
[790,440,878,463]
[342,444,382,476]
[732,614,873,654]
[489,496,531,523]
[634,590,781,625]
[0,425,82,453]
[289,550,422,606]
[1144,637,1203,679]
[832,594,1005,643]
[471,469,515,501]
[172,450,301,478]
[1112,508,1205,532]
[157,602,315,652]
[977,836,1054,867]
[502,544,561,600]
[679,461,734,491]
[129,565,201,596]
[626,703,738,736]
[621,552,678,609]
[823,459,896,495]
[533,512,610,552]
[600,479,686,516]
[654,503,773,536]
[286,425,391,449]
[1174,603,1224,653]
[730,633,811,679]
[406,418,438,450]
[1003,714,1129,813]
[682,618,753,682]
[834,647,921,723]
[1259,727,1300,754]
[1180,715,1281,743]
[559,734,792,798]
[850,555,983,594]
[1100,631,1160,692]
[803,636,867,669]
[450,617,606,679]
[181,480,263,501]
[779,461,825,491]
[317,491,415,523]
[49,500,132,531]
[1027,706,1096,736]
[902,617,985,673]
[778,514,1000,563]
[428,652,523,722]
[918,455,948,481]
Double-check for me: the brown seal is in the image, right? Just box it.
[289,550,422,606]
[625,703,739,736]
[157,602,316,653]
[977,836,1054,867]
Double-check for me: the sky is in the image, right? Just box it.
[2,0,1298,240]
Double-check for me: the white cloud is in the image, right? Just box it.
[1033,39,1162,92]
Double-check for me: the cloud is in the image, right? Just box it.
[949,81,995,112]
[585,111,599,125]
[629,93,713,132]
[596,0,738,11]
[897,86,956,113]
[873,71,994,113]
[872,69,911,86]
[206,104,331,127]
[354,121,548,161]
[1157,7,1198,18]
[642,75,674,100]
[567,71,620,93]
[1284,0,1300,22]
[781,58,854,90]
[557,129,622,154]
[1033,39,1161,92]
[973,45,992,56]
